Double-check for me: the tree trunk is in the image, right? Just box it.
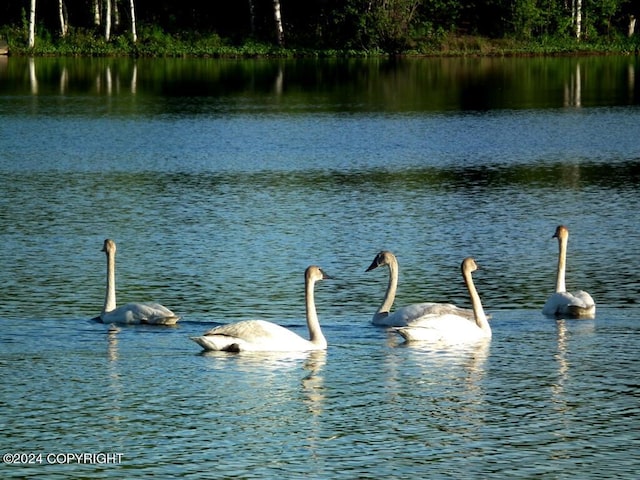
[105,0,111,41]
[629,15,636,37]
[93,0,101,26]
[58,0,68,37]
[248,0,256,36]
[28,0,36,48]
[273,0,285,46]
[114,0,120,28]
[130,0,137,43]
[575,0,582,40]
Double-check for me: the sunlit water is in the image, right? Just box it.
[1,57,639,478]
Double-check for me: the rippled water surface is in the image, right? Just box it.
[1,56,639,478]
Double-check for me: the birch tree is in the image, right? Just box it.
[273,0,285,46]
[58,0,68,37]
[94,0,101,26]
[574,0,582,39]
[248,0,256,36]
[130,0,138,43]
[28,0,36,48]
[105,0,112,41]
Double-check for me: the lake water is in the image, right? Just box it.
[1,55,639,478]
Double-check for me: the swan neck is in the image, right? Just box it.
[463,269,490,333]
[103,249,117,314]
[378,257,398,315]
[555,234,568,293]
[305,278,326,348]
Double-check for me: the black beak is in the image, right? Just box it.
[365,258,380,272]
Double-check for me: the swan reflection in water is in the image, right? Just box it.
[302,350,327,417]
[550,317,596,460]
[392,336,491,442]
[106,324,124,426]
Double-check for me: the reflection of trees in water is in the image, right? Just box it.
[10,56,638,111]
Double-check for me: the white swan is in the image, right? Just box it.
[542,225,595,318]
[365,250,475,327]
[394,257,492,343]
[190,265,330,352]
[97,239,180,325]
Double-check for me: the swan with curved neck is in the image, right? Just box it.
[394,257,492,342]
[542,225,595,318]
[190,265,330,352]
[98,239,180,325]
[365,250,474,327]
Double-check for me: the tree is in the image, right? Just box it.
[273,0,285,46]
[58,0,68,37]
[248,0,256,36]
[130,0,137,43]
[574,0,583,39]
[28,0,36,48]
[93,0,101,26]
[105,0,111,41]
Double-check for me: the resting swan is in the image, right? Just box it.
[366,250,474,327]
[394,257,492,342]
[542,225,595,318]
[97,239,180,325]
[190,265,330,352]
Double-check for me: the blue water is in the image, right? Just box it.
[1,57,639,478]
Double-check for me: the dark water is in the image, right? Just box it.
[0,56,639,478]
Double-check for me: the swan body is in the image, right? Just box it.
[366,250,474,327]
[98,239,180,325]
[394,257,492,343]
[542,225,595,319]
[191,265,329,352]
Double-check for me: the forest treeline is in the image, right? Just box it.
[1,0,639,56]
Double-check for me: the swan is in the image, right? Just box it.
[365,250,475,327]
[542,225,595,318]
[394,257,492,343]
[97,239,180,325]
[190,265,330,352]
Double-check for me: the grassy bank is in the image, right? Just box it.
[2,25,639,58]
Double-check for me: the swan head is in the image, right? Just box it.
[365,250,395,272]
[306,265,331,282]
[553,225,569,240]
[461,257,480,275]
[102,238,116,254]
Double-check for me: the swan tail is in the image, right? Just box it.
[566,304,596,318]
[144,315,180,326]
[190,335,242,351]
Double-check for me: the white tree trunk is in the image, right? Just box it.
[629,15,636,37]
[93,0,101,26]
[248,0,256,35]
[130,0,137,43]
[58,0,68,37]
[114,0,120,28]
[28,0,36,48]
[105,0,111,41]
[273,0,284,46]
[575,0,582,40]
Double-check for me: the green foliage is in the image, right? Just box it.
[1,0,638,57]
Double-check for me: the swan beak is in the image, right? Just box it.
[321,271,333,280]
[365,258,380,272]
